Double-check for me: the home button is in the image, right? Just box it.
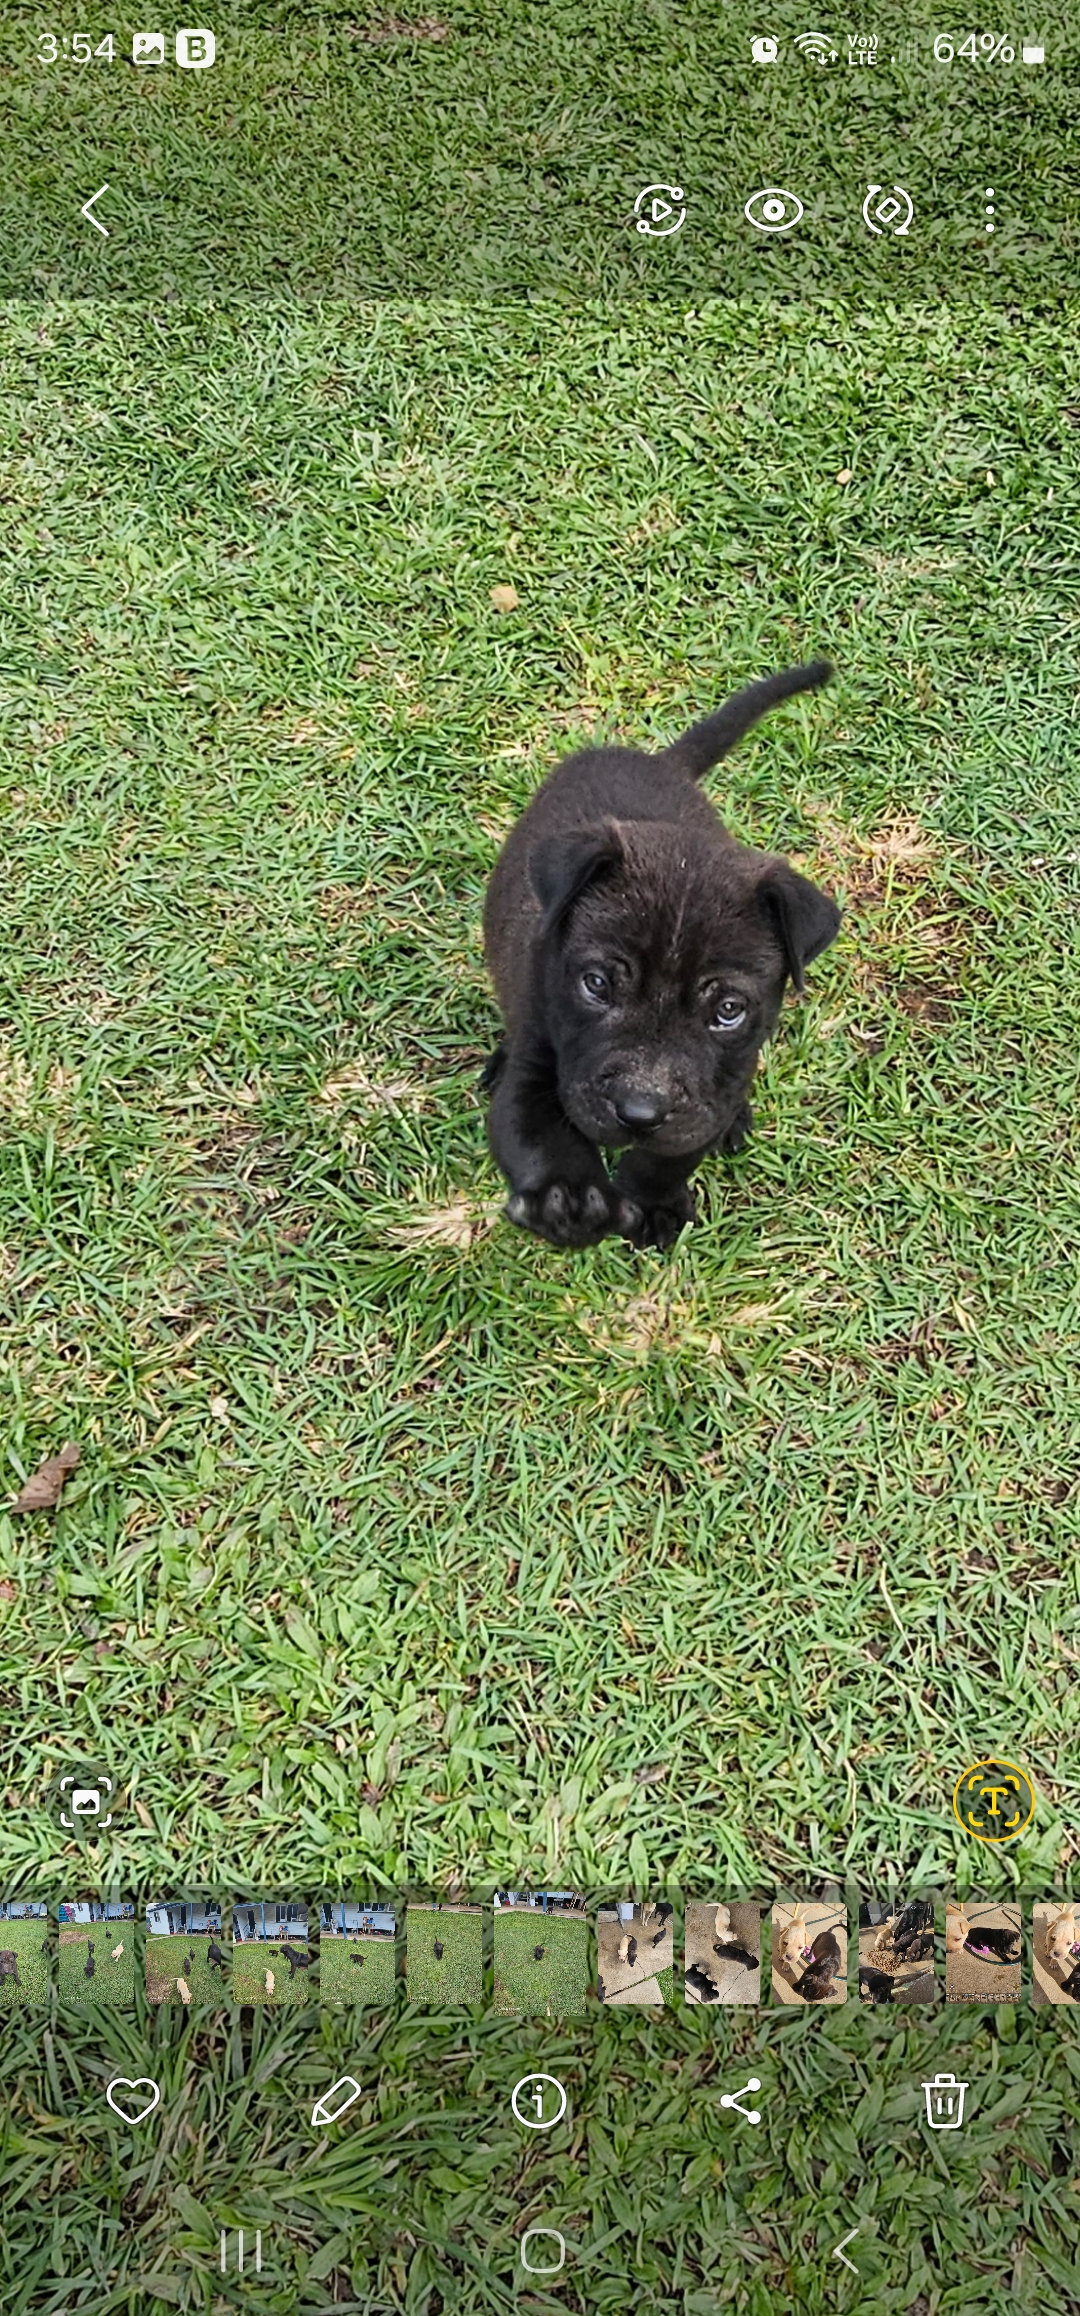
[520,2227,566,2274]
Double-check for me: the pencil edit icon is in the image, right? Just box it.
[311,2075,363,2128]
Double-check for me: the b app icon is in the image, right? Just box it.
[176,28,217,68]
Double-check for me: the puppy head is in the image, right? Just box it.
[529,819,840,1156]
[777,1905,814,1969]
[945,1904,968,1954]
[1045,1906,1079,1966]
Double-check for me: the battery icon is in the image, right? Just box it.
[1021,43,1045,62]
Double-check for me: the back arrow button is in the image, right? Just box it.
[832,2223,860,2274]
[81,185,110,236]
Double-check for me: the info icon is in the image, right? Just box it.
[952,1757,1034,1845]
[176,29,217,69]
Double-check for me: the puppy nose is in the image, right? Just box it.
[614,1089,671,1130]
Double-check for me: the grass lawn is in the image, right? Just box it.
[58,1919,135,2006]
[406,1905,483,2006]
[1,282,1080,2306]
[232,1938,311,2005]
[320,1931,397,2008]
[492,1909,590,2015]
[2,295,1077,1904]
[0,1915,49,2008]
[144,1932,228,2006]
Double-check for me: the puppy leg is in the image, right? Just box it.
[609,1147,704,1251]
[487,1060,626,1248]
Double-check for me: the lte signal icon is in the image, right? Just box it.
[132,31,166,63]
[177,28,217,68]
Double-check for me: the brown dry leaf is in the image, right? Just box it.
[0,1579,17,1603]
[11,1442,80,1514]
[318,1061,425,1112]
[386,1197,502,1249]
[134,1799,154,1831]
[357,14,449,40]
[633,1762,669,1785]
[489,583,519,613]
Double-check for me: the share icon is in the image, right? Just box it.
[720,2076,763,2125]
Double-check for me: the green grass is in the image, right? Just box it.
[1,293,1076,1900]
[0,1915,49,2008]
[1,278,1080,2307]
[144,1933,228,2006]
[58,1919,135,2007]
[232,1938,311,2006]
[320,1931,397,2009]
[492,1909,589,2016]
[406,1906,483,2006]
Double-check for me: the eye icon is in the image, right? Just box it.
[744,186,804,232]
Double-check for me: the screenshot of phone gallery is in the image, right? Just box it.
[1,7,1078,2313]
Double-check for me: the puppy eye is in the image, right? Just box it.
[709,997,747,1033]
[580,970,610,1002]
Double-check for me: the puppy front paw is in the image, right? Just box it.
[718,1101,752,1156]
[616,1182,696,1251]
[504,1177,618,1249]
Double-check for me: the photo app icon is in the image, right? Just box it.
[131,32,165,64]
[176,28,216,69]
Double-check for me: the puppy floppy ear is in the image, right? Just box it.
[758,860,842,994]
[529,824,623,940]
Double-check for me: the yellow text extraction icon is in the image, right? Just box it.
[952,1757,1034,1844]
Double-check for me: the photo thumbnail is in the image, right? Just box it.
[596,1899,676,2005]
[858,1897,935,2005]
[145,1899,226,2005]
[1033,1901,1080,2004]
[772,1901,847,2004]
[232,1901,312,2004]
[945,1902,1021,2003]
[0,1901,49,2008]
[406,1901,482,2007]
[59,1900,134,2006]
[684,1902,760,2004]
[319,1899,396,2007]
[491,1890,588,2017]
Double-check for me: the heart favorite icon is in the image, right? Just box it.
[105,2076,161,2123]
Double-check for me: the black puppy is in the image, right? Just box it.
[482,663,841,1249]
[964,1922,1020,1963]
[796,1930,843,2001]
[892,1899,932,1958]
[713,1939,758,1971]
[685,1962,719,2001]
[859,1963,894,2004]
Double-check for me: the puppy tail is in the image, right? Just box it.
[662,660,832,780]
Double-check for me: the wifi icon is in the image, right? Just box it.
[794,31,837,62]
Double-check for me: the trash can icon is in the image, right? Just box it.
[922,2072,968,2129]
